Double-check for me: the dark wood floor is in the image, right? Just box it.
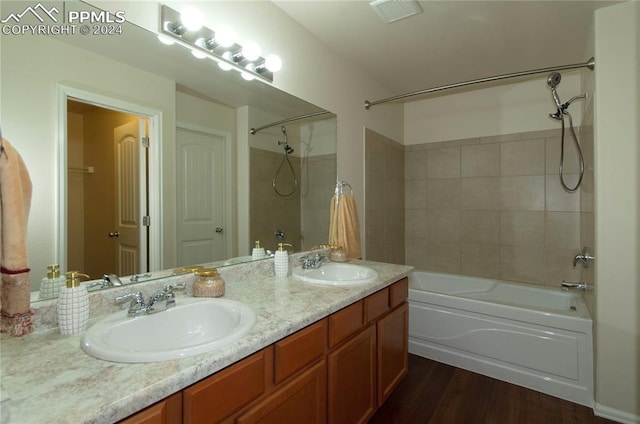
[370,354,615,424]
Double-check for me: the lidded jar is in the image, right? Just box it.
[193,268,225,297]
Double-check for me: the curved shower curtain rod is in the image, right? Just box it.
[250,110,332,135]
[364,57,595,109]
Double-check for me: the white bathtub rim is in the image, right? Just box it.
[408,271,592,321]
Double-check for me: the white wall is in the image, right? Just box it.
[0,34,176,281]
[594,1,640,421]
[404,73,584,144]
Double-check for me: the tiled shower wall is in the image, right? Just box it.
[404,129,585,287]
[365,128,405,264]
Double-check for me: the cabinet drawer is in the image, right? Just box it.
[389,278,408,308]
[329,301,363,348]
[274,319,327,385]
[364,288,389,324]
[183,349,268,424]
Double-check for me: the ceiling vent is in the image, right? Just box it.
[369,0,423,24]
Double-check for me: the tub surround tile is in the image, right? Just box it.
[460,211,500,244]
[546,174,581,211]
[500,245,547,285]
[460,243,500,278]
[500,139,545,176]
[545,212,581,249]
[460,177,501,210]
[425,242,461,274]
[500,176,545,211]
[425,210,461,242]
[404,149,428,180]
[545,248,582,285]
[500,211,545,246]
[461,143,500,177]
[426,178,461,210]
[426,147,460,179]
[2,259,413,424]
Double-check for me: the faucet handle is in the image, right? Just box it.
[162,283,187,307]
[115,291,145,307]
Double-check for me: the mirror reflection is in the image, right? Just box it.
[0,1,336,301]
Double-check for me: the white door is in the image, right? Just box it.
[114,119,147,276]
[176,127,227,266]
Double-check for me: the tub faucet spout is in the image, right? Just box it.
[561,281,590,291]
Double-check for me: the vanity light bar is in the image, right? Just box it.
[159,5,275,83]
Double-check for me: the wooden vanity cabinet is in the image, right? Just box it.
[120,278,408,424]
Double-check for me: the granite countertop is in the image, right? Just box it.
[0,259,412,424]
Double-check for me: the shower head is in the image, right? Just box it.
[284,144,294,155]
[547,72,561,88]
[547,72,563,112]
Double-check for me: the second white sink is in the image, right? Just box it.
[292,263,379,286]
[81,297,256,363]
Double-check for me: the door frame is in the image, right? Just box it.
[176,121,234,259]
[56,84,163,274]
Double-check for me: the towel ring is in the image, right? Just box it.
[335,180,353,196]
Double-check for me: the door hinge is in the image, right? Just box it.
[142,137,150,148]
[142,216,151,226]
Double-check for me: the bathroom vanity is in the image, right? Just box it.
[0,259,412,423]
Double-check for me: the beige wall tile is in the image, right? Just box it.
[479,133,521,144]
[460,211,499,243]
[404,149,428,180]
[426,179,460,210]
[500,176,545,210]
[546,174,581,211]
[499,210,544,246]
[425,210,461,242]
[405,179,427,210]
[425,242,461,273]
[545,211,580,249]
[461,143,500,177]
[461,243,499,278]
[427,147,460,178]
[545,248,581,286]
[405,209,428,239]
[500,139,545,176]
[460,177,500,210]
[499,245,546,284]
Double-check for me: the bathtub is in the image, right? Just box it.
[408,271,593,407]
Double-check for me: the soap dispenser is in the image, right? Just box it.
[39,264,66,300]
[274,243,292,277]
[57,271,90,335]
[252,240,266,260]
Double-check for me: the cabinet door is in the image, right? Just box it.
[236,360,326,424]
[328,324,376,424]
[183,349,267,424]
[119,392,182,424]
[377,302,408,405]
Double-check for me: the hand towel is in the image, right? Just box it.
[328,194,361,259]
[0,138,34,337]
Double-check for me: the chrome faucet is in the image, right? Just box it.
[115,283,186,317]
[573,247,594,269]
[299,252,326,270]
[561,281,590,291]
[86,273,123,291]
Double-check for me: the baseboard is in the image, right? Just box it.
[594,402,640,424]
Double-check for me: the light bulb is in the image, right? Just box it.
[180,7,203,32]
[191,50,207,59]
[157,34,175,45]
[216,26,235,48]
[242,41,261,61]
[218,52,233,71]
[265,54,282,72]
[241,63,256,81]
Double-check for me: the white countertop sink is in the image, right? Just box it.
[292,262,379,286]
[81,297,256,363]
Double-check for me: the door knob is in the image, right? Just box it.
[215,227,224,233]
[108,232,120,237]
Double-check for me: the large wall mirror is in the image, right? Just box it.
[0,1,337,301]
